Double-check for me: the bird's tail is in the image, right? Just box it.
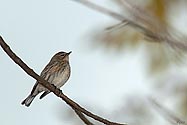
[21,95,35,107]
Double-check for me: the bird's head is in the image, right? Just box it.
[51,51,72,62]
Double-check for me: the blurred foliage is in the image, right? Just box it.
[147,0,166,22]
[90,27,142,51]
[155,73,187,117]
[112,96,154,125]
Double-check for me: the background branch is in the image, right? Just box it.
[149,97,186,125]
[0,36,126,125]
[72,0,187,52]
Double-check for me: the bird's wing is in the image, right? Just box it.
[40,61,60,78]
[40,62,69,99]
[30,61,67,95]
[30,61,59,95]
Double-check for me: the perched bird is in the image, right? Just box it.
[21,51,71,107]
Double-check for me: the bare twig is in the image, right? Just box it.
[149,97,186,125]
[72,0,187,52]
[74,108,94,125]
[118,0,163,29]
[71,0,126,21]
[118,0,187,51]
[0,36,126,125]
[71,0,142,30]
[105,21,129,31]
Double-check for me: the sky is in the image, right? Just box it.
[0,0,151,125]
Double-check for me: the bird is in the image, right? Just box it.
[21,51,71,107]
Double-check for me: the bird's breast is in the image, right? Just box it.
[52,65,70,88]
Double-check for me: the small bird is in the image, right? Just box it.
[21,51,71,107]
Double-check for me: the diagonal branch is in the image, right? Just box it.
[149,97,186,125]
[74,108,94,125]
[0,36,126,125]
[71,0,126,21]
[70,0,154,35]
[0,36,93,125]
[71,0,138,28]
[72,0,187,52]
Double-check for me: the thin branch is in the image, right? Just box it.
[148,97,186,125]
[118,0,187,51]
[71,0,126,21]
[0,36,126,125]
[74,108,94,125]
[105,21,129,31]
[72,0,187,52]
[71,0,141,29]
[70,0,153,33]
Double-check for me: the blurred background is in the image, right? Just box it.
[0,0,186,125]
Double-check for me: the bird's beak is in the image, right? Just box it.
[66,51,72,56]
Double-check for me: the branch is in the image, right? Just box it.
[71,0,126,21]
[0,36,126,125]
[72,0,187,52]
[149,97,186,125]
[70,0,141,30]
[74,108,94,125]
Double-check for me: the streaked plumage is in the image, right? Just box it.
[21,51,71,107]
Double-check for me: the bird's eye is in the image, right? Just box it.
[60,53,66,57]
